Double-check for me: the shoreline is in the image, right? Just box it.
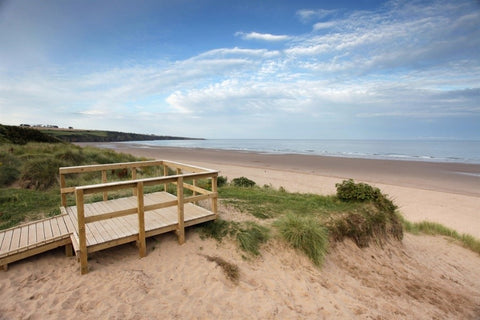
[80,142,480,197]
[80,142,480,238]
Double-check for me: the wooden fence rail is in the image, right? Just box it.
[60,160,218,274]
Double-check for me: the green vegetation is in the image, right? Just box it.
[0,141,146,229]
[231,176,256,188]
[39,128,202,142]
[399,216,480,254]
[0,124,60,144]
[275,214,329,266]
[199,178,405,266]
[199,219,269,257]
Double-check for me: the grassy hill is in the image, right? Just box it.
[39,128,203,142]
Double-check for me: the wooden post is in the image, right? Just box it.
[60,173,67,207]
[76,189,88,275]
[65,244,73,257]
[193,179,197,205]
[176,176,185,245]
[132,167,138,196]
[102,170,108,201]
[211,175,218,217]
[163,165,168,192]
[137,181,146,258]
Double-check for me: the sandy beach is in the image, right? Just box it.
[1,142,479,319]
[92,142,480,238]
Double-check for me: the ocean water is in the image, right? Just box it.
[121,139,480,164]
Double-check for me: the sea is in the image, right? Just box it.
[119,139,480,165]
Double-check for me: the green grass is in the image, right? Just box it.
[399,215,480,254]
[199,219,270,257]
[0,141,148,229]
[219,185,356,219]
[0,188,60,229]
[275,214,329,266]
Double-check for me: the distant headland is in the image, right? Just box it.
[1,124,204,143]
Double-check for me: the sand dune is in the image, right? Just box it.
[1,144,479,319]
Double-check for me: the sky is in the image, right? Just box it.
[0,0,479,139]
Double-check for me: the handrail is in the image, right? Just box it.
[66,160,218,274]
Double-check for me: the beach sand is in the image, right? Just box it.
[1,143,479,319]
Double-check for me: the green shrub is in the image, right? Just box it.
[336,179,396,213]
[20,157,63,190]
[336,179,379,201]
[328,206,403,248]
[217,176,228,187]
[275,214,329,266]
[232,177,256,188]
[0,152,20,187]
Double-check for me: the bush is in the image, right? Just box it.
[20,157,63,190]
[336,179,380,201]
[232,177,256,188]
[336,179,396,213]
[217,176,228,187]
[275,214,329,266]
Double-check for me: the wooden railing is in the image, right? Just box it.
[59,160,218,274]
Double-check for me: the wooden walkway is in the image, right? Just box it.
[0,160,218,274]
[0,215,75,270]
[0,192,216,271]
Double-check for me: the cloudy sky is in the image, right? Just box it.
[0,0,479,139]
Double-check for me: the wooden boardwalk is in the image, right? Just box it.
[0,160,218,274]
[0,192,216,271]
[0,215,75,270]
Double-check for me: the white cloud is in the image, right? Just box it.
[0,0,478,138]
[235,31,291,42]
[296,9,337,22]
[312,21,336,30]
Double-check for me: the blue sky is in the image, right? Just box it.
[0,0,479,139]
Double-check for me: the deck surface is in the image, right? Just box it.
[0,192,215,267]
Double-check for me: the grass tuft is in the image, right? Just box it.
[275,214,329,266]
[236,223,270,256]
[399,214,480,254]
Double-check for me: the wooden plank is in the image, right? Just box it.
[43,219,54,241]
[62,214,77,234]
[144,200,178,212]
[29,223,39,245]
[0,232,5,253]
[19,226,29,249]
[84,207,137,224]
[106,200,137,237]
[0,230,13,255]
[83,205,106,245]
[94,202,123,239]
[10,228,21,251]
[56,216,69,238]
[50,217,62,238]
[0,238,71,267]
[60,160,164,174]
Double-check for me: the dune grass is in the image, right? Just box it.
[399,216,480,254]
[0,142,147,229]
[274,214,329,266]
[200,178,480,266]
